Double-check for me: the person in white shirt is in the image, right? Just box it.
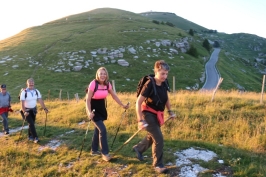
[20,78,48,143]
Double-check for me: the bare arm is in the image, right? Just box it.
[136,95,148,129]
[136,95,145,122]
[108,89,129,109]
[21,100,26,112]
[38,98,48,113]
[165,98,171,111]
[165,95,176,118]
[86,89,95,120]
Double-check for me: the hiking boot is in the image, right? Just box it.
[132,145,143,161]
[4,131,9,135]
[102,154,112,162]
[154,166,168,173]
[28,136,34,141]
[33,137,39,143]
[90,151,101,156]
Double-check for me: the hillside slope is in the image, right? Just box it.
[0,8,210,100]
[139,11,208,32]
[143,11,266,91]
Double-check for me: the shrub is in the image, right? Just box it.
[152,20,160,25]
[189,29,194,36]
[166,21,174,27]
[186,45,198,58]
[203,39,211,52]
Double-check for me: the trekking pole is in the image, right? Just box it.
[78,109,95,160]
[113,115,175,154]
[113,123,148,154]
[43,112,48,136]
[110,102,130,149]
[16,110,26,145]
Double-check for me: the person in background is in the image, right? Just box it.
[85,67,129,162]
[0,84,11,135]
[20,78,49,143]
[133,60,176,174]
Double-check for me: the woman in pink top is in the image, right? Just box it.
[85,67,129,162]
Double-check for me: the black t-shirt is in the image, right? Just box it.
[141,79,168,111]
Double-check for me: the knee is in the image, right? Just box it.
[155,136,164,147]
[100,127,107,135]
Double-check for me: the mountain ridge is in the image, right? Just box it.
[0,8,266,101]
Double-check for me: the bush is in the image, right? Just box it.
[203,39,211,52]
[189,29,194,36]
[186,45,198,58]
[165,21,174,27]
[152,20,160,25]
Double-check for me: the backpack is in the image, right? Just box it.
[18,88,39,100]
[136,74,170,104]
[85,79,110,96]
[84,80,110,107]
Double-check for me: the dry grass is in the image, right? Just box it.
[1,90,266,176]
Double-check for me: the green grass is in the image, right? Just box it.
[0,8,209,101]
[1,7,266,176]
[1,91,266,176]
[1,8,266,101]
[139,12,208,32]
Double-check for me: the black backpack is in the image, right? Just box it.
[136,74,170,98]
[18,88,39,100]
[85,80,110,107]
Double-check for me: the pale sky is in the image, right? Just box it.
[0,0,266,41]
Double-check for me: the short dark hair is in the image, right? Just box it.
[154,60,170,72]
[1,84,6,88]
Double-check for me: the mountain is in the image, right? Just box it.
[0,8,266,101]
[139,11,208,32]
[141,11,266,91]
[0,8,210,100]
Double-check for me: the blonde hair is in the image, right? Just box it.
[27,78,34,83]
[95,67,109,85]
[154,60,170,73]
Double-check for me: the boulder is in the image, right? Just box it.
[73,66,82,71]
[117,59,129,66]
[128,47,136,54]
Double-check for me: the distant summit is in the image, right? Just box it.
[139,11,207,32]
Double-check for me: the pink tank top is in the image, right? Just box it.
[88,80,112,99]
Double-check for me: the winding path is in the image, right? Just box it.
[201,48,221,91]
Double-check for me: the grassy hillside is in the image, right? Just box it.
[211,33,266,91]
[1,91,266,176]
[1,8,266,102]
[143,12,266,92]
[0,8,210,101]
[139,12,208,32]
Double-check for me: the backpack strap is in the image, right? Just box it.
[164,79,170,92]
[92,79,108,108]
[24,88,27,99]
[92,80,109,96]
[35,89,39,98]
[92,80,99,97]
[24,88,39,99]
[148,76,157,96]
[93,79,99,93]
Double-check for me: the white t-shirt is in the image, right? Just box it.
[20,88,42,108]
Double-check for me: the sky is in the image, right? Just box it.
[0,0,266,41]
